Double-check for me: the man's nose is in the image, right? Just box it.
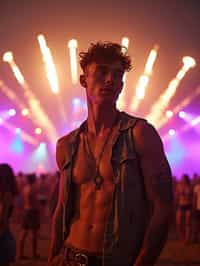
[105,72,113,84]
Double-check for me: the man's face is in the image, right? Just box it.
[82,61,124,105]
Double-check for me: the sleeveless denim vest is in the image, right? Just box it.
[57,112,150,266]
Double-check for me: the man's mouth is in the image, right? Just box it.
[100,88,114,94]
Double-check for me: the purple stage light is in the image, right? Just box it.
[179,111,186,118]
[8,109,16,116]
[169,129,176,136]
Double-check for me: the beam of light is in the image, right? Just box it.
[11,128,24,153]
[117,37,130,110]
[146,56,196,127]
[130,44,159,112]
[28,142,49,173]
[165,135,185,167]
[37,34,66,122]
[2,51,58,143]
[37,34,60,94]
[68,39,78,84]
[180,115,200,134]
[155,85,200,129]
[162,115,200,143]
[0,109,16,122]
[0,79,27,110]
[178,111,194,123]
[1,120,39,145]
[3,52,25,84]
[190,116,200,127]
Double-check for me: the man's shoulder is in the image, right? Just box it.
[56,126,82,171]
[120,111,147,130]
[56,127,81,149]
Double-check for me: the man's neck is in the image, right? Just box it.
[86,103,119,136]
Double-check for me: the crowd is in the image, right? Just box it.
[0,163,59,265]
[173,173,200,244]
[0,163,200,265]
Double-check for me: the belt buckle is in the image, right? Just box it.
[75,252,88,266]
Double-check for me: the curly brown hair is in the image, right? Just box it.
[79,41,132,72]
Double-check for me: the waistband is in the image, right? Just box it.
[63,244,102,266]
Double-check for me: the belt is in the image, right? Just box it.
[63,245,102,266]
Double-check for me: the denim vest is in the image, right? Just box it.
[58,112,149,266]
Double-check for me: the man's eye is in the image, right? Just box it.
[97,67,108,75]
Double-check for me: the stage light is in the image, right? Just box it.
[166,110,173,118]
[121,37,129,54]
[8,109,16,116]
[136,75,149,99]
[169,129,176,136]
[35,127,42,135]
[21,108,29,116]
[15,128,21,134]
[144,44,159,75]
[68,39,78,48]
[3,45,58,142]
[146,55,196,127]
[117,37,130,110]
[179,111,186,118]
[130,44,159,112]
[39,142,46,148]
[3,51,13,62]
[72,98,81,106]
[183,56,196,68]
[0,118,3,125]
[11,130,24,153]
[68,39,78,84]
[191,116,200,126]
[37,34,60,94]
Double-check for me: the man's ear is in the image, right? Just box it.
[80,75,87,88]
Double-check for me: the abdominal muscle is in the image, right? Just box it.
[65,180,114,253]
[64,132,115,252]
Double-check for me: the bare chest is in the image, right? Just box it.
[72,132,114,187]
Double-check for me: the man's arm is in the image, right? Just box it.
[133,121,174,266]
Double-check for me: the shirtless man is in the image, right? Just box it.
[49,42,173,266]
[19,173,40,259]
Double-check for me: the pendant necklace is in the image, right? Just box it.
[84,118,117,190]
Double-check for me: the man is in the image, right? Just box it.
[49,42,173,266]
[19,174,40,259]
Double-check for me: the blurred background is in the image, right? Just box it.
[0,0,199,177]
